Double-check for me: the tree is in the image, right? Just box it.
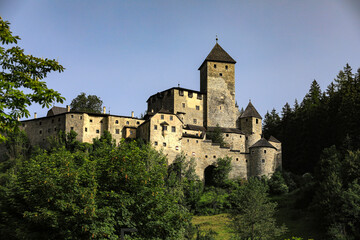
[70,92,103,113]
[206,124,226,147]
[229,177,286,240]
[0,17,65,142]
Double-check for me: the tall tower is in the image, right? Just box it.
[199,42,237,128]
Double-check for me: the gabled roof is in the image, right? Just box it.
[249,138,277,149]
[198,43,236,70]
[47,106,67,116]
[240,101,262,119]
[268,135,281,143]
[185,124,206,132]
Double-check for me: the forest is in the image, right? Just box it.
[1,17,360,239]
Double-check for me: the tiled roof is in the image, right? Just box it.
[249,138,277,149]
[185,124,206,132]
[240,101,262,119]
[268,135,281,143]
[47,106,67,116]
[198,43,236,70]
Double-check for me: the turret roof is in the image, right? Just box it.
[198,43,236,70]
[249,138,277,149]
[240,101,262,119]
[268,135,281,143]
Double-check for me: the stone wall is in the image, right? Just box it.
[173,89,204,126]
[200,61,237,128]
[249,147,277,177]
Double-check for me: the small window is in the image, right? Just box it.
[197,94,202,100]
[154,125,158,130]
[96,130,100,133]
[256,119,259,124]
[71,115,74,118]
[130,130,133,135]
[48,128,51,133]
[175,146,179,150]
[220,106,222,110]
[39,121,42,125]
[154,141,158,146]
[163,142,166,147]
[236,158,239,161]
[39,130,42,134]
[90,119,93,123]
[246,160,248,163]
[188,92,193,98]
[226,134,229,137]
[100,120,103,123]
[171,126,176,132]
[193,119,197,124]
[187,139,189,142]
[71,127,74,131]
[225,65,228,70]
[264,150,267,153]
[162,125,167,131]
[51,119,54,123]
[116,129,120,134]
[80,116,82,120]
[214,64,216,68]
[246,118,248,122]
[196,105,200,110]
[22,123,25,127]
[85,128,87,132]
[246,137,248,140]
[196,140,198,143]
[161,115,164,120]
[126,121,129,125]
[182,103,185,108]
[262,159,265,163]
[219,73,222,76]
[240,135,242,138]
[170,116,173,121]
[252,150,255,154]
[58,118,60,122]
[205,155,208,158]
[137,121,140,125]
[179,90,184,96]
[115,120,119,124]
[213,155,216,158]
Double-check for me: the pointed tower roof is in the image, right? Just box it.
[198,43,236,70]
[240,101,262,119]
[249,138,277,149]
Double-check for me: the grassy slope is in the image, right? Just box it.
[192,191,326,240]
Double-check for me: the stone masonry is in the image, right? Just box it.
[18,42,282,180]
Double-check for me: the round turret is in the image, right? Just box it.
[249,138,277,177]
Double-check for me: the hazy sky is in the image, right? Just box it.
[2,0,360,119]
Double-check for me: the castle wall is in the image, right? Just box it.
[245,133,261,153]
[148,113,183,163]
[250,147,277,178]
[223,132,246,151]
[173,89,204,126]
[20,115,66,146]
[181,137,249,180]
[147,90,174,113]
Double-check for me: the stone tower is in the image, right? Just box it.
[241,101,263,152]
[199,43,237,128]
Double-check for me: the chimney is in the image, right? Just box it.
[34,112,37,119]
[103,106,106,114]
[66,105,70,112]
[131,111,134,118]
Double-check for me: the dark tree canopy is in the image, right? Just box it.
[0,17,65,142]
[70,92,103,113]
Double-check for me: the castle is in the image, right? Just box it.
[19,42,282,180]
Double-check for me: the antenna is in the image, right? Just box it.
[216,35,218,43]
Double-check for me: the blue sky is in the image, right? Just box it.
[2,0,360,119]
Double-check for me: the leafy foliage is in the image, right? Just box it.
[229,177,287,240]
[0,17,65,142]
[206,124,227,147]
[70,92,103,113]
